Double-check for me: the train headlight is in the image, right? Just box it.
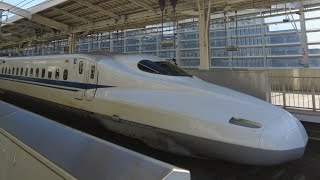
[229,117,262,128]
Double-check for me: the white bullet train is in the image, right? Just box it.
[0,51,308,165]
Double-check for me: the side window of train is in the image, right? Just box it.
[90,65,95,79]
[35,68,39,77]
[25,68,28,76]
[12,68,15,75]
[30,68,34,77]
[79,61,84,74]
[63,69,68,80]
[41,68,46,78]
[55,69,60,79]
[16,68,19,75]
[20,68,23,76]
[48,70,52,79]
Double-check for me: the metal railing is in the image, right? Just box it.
[270,76,320,111]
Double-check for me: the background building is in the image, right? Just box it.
[1,2,320,69]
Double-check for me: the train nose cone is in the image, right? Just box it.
[259,112,308,165]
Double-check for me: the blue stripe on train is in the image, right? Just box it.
[0,77,78,92]
[0,74,114,91]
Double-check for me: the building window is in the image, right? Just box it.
[41,68,45,78]
[90,65,95,79]
[8,68,11,75]
[16,68,19,75]
[48,70,52,79]
[30,68,33,77]
[12,68,15,75]
[63,69,68,80]
[35,68,39,77]
[5,67,7,74]
[20,68,23,76]
[25,68,28,76]
[79,61,84,74]
[55,69,60,79]
[1,67,3,74]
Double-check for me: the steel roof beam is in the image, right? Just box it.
[31,14,69,31]
[128,0,156,13]
[0,34,22,41]
[51,7,93,24]
[74,0,120,20]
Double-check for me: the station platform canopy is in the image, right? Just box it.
[0,0,310,48]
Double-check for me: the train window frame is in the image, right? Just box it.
[55,69,60,79]
[63,69,68,80]
[30,68,34,77]
[35,68,39,77]
[79,61,84,74]
[20,68,23,76]
[48,69,52,79]
[25,68,29,76]
[41,68,46,78]
[90,65,95,79]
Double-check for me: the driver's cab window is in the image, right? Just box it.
[137,60,191,77]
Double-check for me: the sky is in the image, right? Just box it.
[3,0,46,10]
[2,0,46,19]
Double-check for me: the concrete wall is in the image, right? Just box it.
[269,68,320,92]
[186,69,269,101]
[268,68,320,77]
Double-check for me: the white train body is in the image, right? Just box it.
[0,52,308,165]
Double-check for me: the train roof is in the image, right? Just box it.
[0,51,162,63]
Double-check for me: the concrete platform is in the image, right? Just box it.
[0,100,190,180]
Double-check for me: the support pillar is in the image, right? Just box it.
[15,47,19,56]
[110,32,114,52]
[0,10,3,35]
[175,21,181,66]
[260,11,268,69]
[139,29,142,54]
[198,0,211,70]
[68,33,76,53]
[299,2,309,67]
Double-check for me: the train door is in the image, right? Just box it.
[74,58,86,100]
[85,60,98,101]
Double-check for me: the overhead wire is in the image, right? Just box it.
[3,0,35,16]
[3,0,36,18]
[3,0,35,14]
[2,0,56,53]
[3,0,54,18]
[5,0,29,12]
[10,0,36,13]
